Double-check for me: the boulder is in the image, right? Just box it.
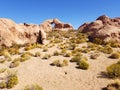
[78,15,120,43]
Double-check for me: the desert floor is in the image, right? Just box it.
[0,31,120,90]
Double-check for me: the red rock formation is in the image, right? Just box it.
[78,15,120,43]
[0,18,47,46]
[0,18,73,46]
[40,18,74,31]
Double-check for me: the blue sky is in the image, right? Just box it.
[0,0,119,29]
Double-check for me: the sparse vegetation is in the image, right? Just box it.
[0,28,120,90]
[7,75,18,88]
[106,61,120,78]
[61,59,69,67]
[60,49,67,55]
[0,70,18,89]
[20,52,32,62]
[90,53,100,59]
[42,54,51,59]
[104,79,120,90]
[51,59,68,67]
[0,58,6,63]
[42,47,48,52]
[70,56,81,62]
[100,45,113,54]
[70,53,83,62]
[34,52,41,57]
[0,81,7,89]
[1,49,12,59]
[24,84,43,90]
[8,47,19,55]
[77,60,89,70]
[50,60,60,66]
[64,52,71,57]
[0,68,6,73]
[109,52,120,59]
[24,43,38,51]
[53,50,60,56]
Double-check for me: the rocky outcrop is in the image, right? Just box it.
[0,18,47,46]
[40,18,73,31]
[78,15,120,43]
[0,18,73,46]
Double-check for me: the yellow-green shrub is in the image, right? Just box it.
[50,60,60,66]
[42,54,51,59]
[0,81,7,89]
[0,68,6,73]
[100,45,113,54]
[109,52,120,59]
[64,52,71,57]
[106,61,120,78]
[77,60,89,70]
[7,75,18,89]
[53,50,60,56]
[8,48,19,55]
[24,84,43,90]
[34,52,41,57]
[105,79,120,90]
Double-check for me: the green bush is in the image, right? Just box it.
[77,60,89,70]
[106,61,120,78]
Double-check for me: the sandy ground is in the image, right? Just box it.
[0,44,119,90]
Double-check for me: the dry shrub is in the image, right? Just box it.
[106,61,120,78]
[109,52,120,59]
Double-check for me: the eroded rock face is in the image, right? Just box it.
[78,15,120,43]
[0,18,47,46]
[0,18,73,46]
[40,18,73,31]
